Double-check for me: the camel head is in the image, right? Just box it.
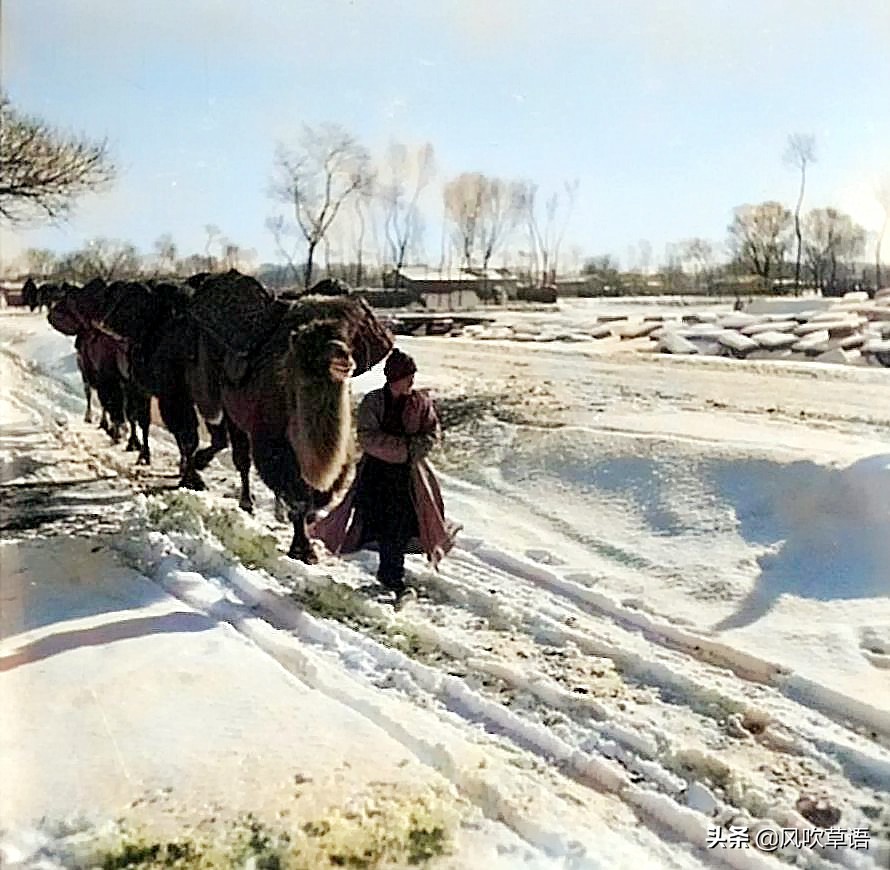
[46,281,102,336]
[285,296,394,378]
[44,278,106,337]
[289,319,357,384]
[284,317,358,493]
[37,281,62,308]
[46,289,80,335]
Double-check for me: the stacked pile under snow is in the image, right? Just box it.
[654,289,890,365]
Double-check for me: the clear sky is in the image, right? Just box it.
[3,0,889,271]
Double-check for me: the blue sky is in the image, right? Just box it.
[3,0,889,271]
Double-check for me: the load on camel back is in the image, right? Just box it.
[160,270,404,564]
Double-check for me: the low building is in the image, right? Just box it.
[0,279,27,306]
[553,276,590,297]
[385,266,519,310]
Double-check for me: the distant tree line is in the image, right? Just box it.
[264,124,888,297]
[3,93,889,298]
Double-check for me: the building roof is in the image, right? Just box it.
[395,266,517,284]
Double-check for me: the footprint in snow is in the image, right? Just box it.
[859,627,890,669]
[525,548,566,566]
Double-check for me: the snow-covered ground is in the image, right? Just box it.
[1,308,889,869]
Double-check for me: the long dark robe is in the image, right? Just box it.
[312,387,459,568]
[356,388,419,548]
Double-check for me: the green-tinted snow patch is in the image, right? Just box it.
[62,785,456,869]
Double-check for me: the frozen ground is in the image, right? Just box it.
[1,309,889,868]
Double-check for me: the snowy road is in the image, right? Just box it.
[1,312,889,868]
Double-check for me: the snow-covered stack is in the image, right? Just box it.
[654,291,890,367]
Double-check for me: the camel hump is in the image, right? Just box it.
[186,271,282,380]
[189,272,275,349]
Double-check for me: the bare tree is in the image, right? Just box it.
[727,201,792,289]
[24,247,60,278]
[803,207,866,293]
[638,238,653,275]
[380,142,435,283]
[516,181,543,283]
[876,181,890,289]
[61,237,142,282]
[152,233,178,276]
[443,172,485,271]
[203,224,222,271]
[551,179,580,280]
[352,181,376,286]
[478,177,524,276]
[221,240,242,271]
[177,253,213,277]
[541,192,560,284]
[582,254,620,293]
[0,94,115,224]
[515,185,534,281]
[265,215,302,283]
[680,238,716,292]
[784,133,816,295]
[322,235,333,276]
[516,180,577,285]
[271,123,372,289]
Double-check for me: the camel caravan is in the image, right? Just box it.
[25,270,395,564]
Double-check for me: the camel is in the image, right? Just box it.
[97,278,216,479]
[180,272,393,561]
[46,278,146,456]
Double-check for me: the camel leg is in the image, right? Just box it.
[193,418,229,471]
[83,380,93,424]
[126,385,151,465]
[250,435,317,563]
[226,418,254,514]
[286,508,318,564]
[123,383,142,453]
[97,375,126,445]
[158,392,204,490]
[125,395,140,453]
[125,424,139,451]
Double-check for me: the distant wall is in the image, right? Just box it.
[744,297,834,316]
[422,289,480,310]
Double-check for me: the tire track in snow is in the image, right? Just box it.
[11,388,888,863]
[467,544,890,747]
[435,547,890,788]
[404,555,890,866]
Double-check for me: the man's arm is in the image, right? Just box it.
[406,393,440,462]
[357,391,409,463]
